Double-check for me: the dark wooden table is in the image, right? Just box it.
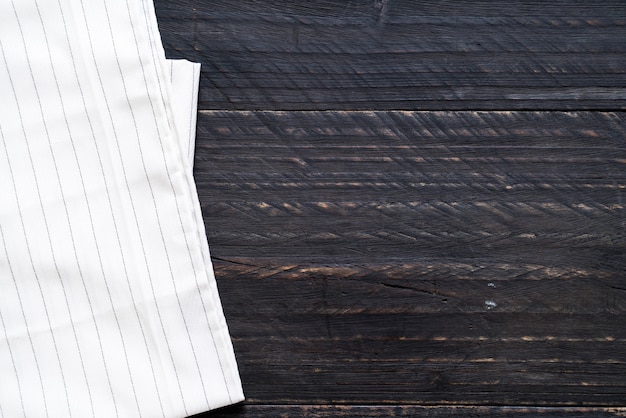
[155,1,626,416]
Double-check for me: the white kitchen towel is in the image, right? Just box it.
[0,0,243,417]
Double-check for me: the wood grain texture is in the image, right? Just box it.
[156,0,626,110]
[153,1,626,417]
[190,110,626,408]
[195,110,625,262]
[202,405,626,418]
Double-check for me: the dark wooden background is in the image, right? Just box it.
[154,1,626,416]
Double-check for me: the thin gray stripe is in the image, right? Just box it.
[36,1,125,415]
[137,0,234,402]
[138,0,175,133]
[27,2,115,415]
[56,3,151,415]
[60,3,157,416]
[128,1,214,408]
[11,2,97,414]
[75,0,187,415]
[0,225,28,418]
[98,0,191,411]
[0,32,72,417]
[141,0,235,401]
[70,1,172,416]
[0,89,50,418]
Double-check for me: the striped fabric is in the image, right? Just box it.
[0,0,244,417]
[167,59,202,166]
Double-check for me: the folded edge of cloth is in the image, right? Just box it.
[167,59,201,167]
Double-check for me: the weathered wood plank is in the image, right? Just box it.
[211,311,626,405]
[189,108,626,407]
[194,110,625,264]
[201,405,626,418]
[157,0,626,19]
[216,311,626,404]
[155,0,626,110]
[211,256,625,404]
[214,259,626,314]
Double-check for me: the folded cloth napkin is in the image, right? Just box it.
[0,0,244,417]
